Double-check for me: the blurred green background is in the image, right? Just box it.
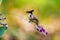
[0,0,60,40]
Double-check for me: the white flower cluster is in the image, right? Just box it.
[0,13,8,27]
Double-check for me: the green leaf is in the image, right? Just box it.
[0,26,7,37]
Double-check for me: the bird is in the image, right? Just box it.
[26,10,39,25]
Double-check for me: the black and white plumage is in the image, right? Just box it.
[26,10,39,25]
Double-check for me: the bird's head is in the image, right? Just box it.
[26,10,34,14]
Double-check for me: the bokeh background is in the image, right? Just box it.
[0,0,60,40]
